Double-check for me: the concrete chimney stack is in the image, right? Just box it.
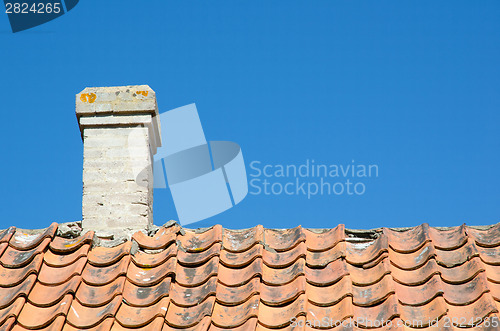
[75,85,161,235]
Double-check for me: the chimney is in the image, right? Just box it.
[75,85,161,235]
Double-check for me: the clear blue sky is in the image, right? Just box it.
[1,1,499,230]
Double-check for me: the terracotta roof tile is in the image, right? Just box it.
[8,223,57,251]
[162,316,211,331]
[29,275,81,306]
[306,296,353,327]
[177,242,221,266]
[304,225,345,251]
[260,276,305,306]
[44,243,89,267]
[216,277,260,305]
[178,225,222,252]
[212,294,259,328]
[83,255,129,286]
[0,297,25,325]
[222,225,263,252]
[220,243,262,268]
[306,258,349,286]
[88,241,132,266]
[468,223,500,247]
[165,296,215,328]
[306,276,352,306]
[264,226,306,252]
[66,295,121,328]
[132,244,177,268]
[62,317,114,331]
[123,277,171,307]
[0,274,36,308]
[76,276,125,306]
[127,256,175,286]
[0,237,50,268]
[115,297,169,327]
[49,231,94,253]
[17,293,71,329]
[0,254,43,287]
[352,274,394,306]
[132,227,178,250]
[112,316,165,330]
[0,221,499,329]
[259,293,306,328]
[12,315,66,331]
[38,255,86,285]
[306,241,345,267]
[0,227,16,244]
[170,277,216,306]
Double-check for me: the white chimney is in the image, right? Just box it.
[75,85,161,235]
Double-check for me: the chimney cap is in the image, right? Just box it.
[76,85,161,153]
[76,85,158,116]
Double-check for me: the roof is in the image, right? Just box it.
[0,221,499,330]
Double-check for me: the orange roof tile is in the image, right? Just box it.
[0,221,499,329]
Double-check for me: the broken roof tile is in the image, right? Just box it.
[306,258,349,286]
[306,241,345,267]
[345,235,388,266]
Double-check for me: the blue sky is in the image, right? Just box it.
[1,1,499,230]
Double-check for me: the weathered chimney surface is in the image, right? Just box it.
[76,85,161,236]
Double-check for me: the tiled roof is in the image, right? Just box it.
[0,222,499,330]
